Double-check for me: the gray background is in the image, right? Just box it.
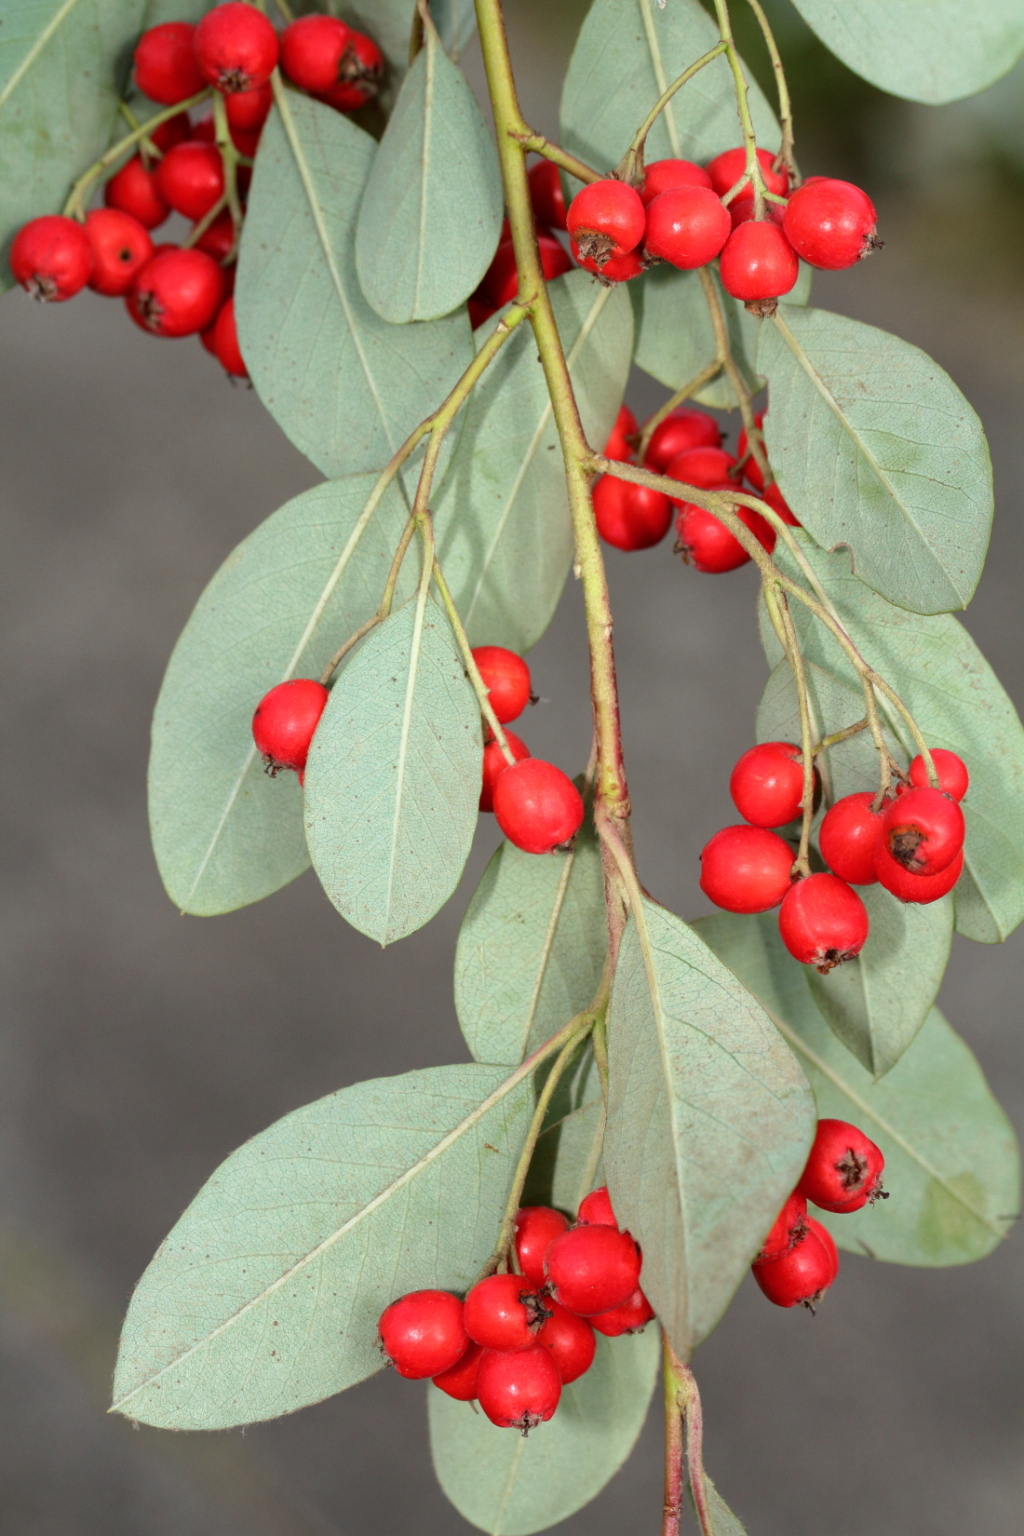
[2,2,1022,1532]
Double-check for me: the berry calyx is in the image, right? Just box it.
[603,403,637,462]
[782,178,879,270]
[755,1192,808,1263]
[577,1186,617,1226]
[481,233,572,306]
[589,1288,655,1336]
[212,296,247,378]
[528,159,567,230]
[493,760,584,855]
[640,158,713,205]
[464,1274,549,1352]
[819,792,885,885]
[874,842,963,904]
[476,1344,562,1432]
[644,407,721,473]
[718,221,799,309]
[699,825,794,913]
[84,209,153,297]
[593,474,672,551]
[567,179,645,268]
[471,646,532,724]
[544,1223,641,1316]
[706,146,789,200]
[730,740,812,829]
[133,22,204,105]
[317,28,384,112]
[778,873,869,972]
[907,749,969,802]
[514,1206,570,1286]
[664,445,738,491]
[104,156,169,230]
[432,1340,484,1401]
[798,1119,886,1212]
[193,2,280,94]
[126,246,225,337]
[280,14,353,96]
[881,786,965,875]
[642,185,731,270]
[536,1301,596,1383]
[378,1289,468,1379]
[155,141,225,221]
[480,730,530,814]
[251,678,329,773]
[751,1219,837,1310]
[10,216,93,302]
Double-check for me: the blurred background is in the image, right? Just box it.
[2,1,1022,1531]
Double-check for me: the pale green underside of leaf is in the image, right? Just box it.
[304,596,481,945]
[695,912,1020,1266]
[605,897,816,1356]
[697,1477,748,1536]
[758,306,993,615]
[428,1328,659,1536]
[434,270,633,652]
[235,92,472,480]
[454,818,606,1066]
[355,22,502,323]
[790,0,1024,105]
[339,0,476,72]
[149,475,415,916]
[524,1094,606,1216]
[111,1062,532,1429]
[760,541,1024,943]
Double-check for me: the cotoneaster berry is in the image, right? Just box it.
[640,158,713,204]
[378,1289,468,1379]
[493,759,584,854]
[212,297,247,377]
[782,178,879,270]
[819,792,885,885]
[193,2,280,94]
[755,1192,808,1263]
[579,248,645,283]
[194,209,237,262]
[127,246,225,337]
[706,146,789,199]
[730,740,813,829]
[11,216,93,302]
[471,646,532,724]
[798,1119,886,1212]
[480,730,530,813]
[528,160,567,229]
[105,156,170,229]
[476,1344,562,1431]
[149,113,191,153]
[589,1289,655,1336]
[603,404,637,462]
[762,480,800,527]
[700,825,794,913]
[907,749,969,802]
[225,80,273,131]
[727,195,786,230]
[664,445,738,491]
[737,411,767,489]
[155,141,225,221]
[675,490,775,572]
[544,1223,641,1315]
[881,786,965,875]
[718,221,799,305]
[318,28,384,112]
[432,1340,484,1401]
[84,209,153,297]
[642,185,731,270]
[536,1302,596,1383]
[280,14,352,96]
[464,1274,548,1351]
[593,474,672,551]
[875,842,964,904]
[778,873,870,971]
[644,407,721,472]
[251,678,329,772]
[481,234,572,306]
[752,1218,837,1309]
[133,22,204,105]
[514,1206,569,1287]
[567,179,645,268]
[577,1186,617,1226]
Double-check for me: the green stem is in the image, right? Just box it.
[745,0,798,178]
[698,268,772,488]
[63,92,210,218]
[776,594,815,875]
[813,718,869,756]
[617,43,728,186]
[662,1334,686,1536]
[679,1362,714,1536]
[432,557,517,762]
[510,131,602,186]
[636,360,723,467]
[212,92,245,257]
[710,0,769,216]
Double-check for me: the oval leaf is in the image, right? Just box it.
[235,93,472,480]
[429,1328,659,1536]
[111,1062,532,1429]
[304,594,481,945]
[355,20,502,323]
[605,897,816,1356]
[758,306,993,615]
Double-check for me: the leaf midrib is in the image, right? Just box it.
[383,586,432,936]
[637,0,682,158]
[412,30,436,316]
[0,0,84,109]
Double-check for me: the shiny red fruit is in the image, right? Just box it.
[280,14,352,95]
[782,178,879,270]
[798,1119,885,1212]
[432,1340,484,1401]
[225,80,273,131]
[674,487,773,571]
[778,873,869,971]
[471,645,532,724]
[577,1186,617,1226]
[874,843,963,904]
[819,792,885,885]
[751,1220,837,1309]
[378,1289,468,1380]
[133,23,204,105]
[468,295,497,329]
[603,403,637,462]
[643,185,730,269]
[193,208,238,262]
[155,141,224,221]
[213,296,247,377]
[514,1206,569,1287]
[664,445,738,492]
[317,28,384,112]
[755,1192,808,1263]
[730,740,811,829]
[881,786,965,875]
[10,215,92,302]
[567,179,646,267]
[127,246,225,337]
[644,407,721,472]
[737,410,766,489]
[476,1345,561,1431]
[105,156,170,229]
[528,159,567,229]
[706,146,789,200]
[84,209,153,296]
[727,194,786,230]
[699,825,794,913]
[718,221,799,303]
[579,247,645,282]
[149,112,192,153]
[593,474,672,551]
[193,2,279,94]
[493,760,584,854]
[589,1289,655,1336]
[481,234,572,307]
[762,480,800,527]
[536,1301,596,1382]
[251,677,329,772]
[480,730,530,814]
[640,158,713,205]
[544,1224,641,1316]
[908,749,969,802]
[464,1274,547,1352]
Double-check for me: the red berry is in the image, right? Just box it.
[798,1119,885,1212]
[468,295,496,329]
[10,215,92,302]
[579,247,645,283]
[737,410,766,489]
[718,221,799,303]
[193,2,279,94]
[536,1301,596,1382]
[593,474,672,551]
[193,208,238,262]
[464,1274,548,1352]
[544,1224,641,1316]
[644,407,721,472]
[528,160,567,230]
[316,27,384,112]
[212,296,247,377]
[577,1186,617,1226]
[225,80,273,131]
[514,1206,569,1287]
[782,178,879,270]
[819,792,885,885]
[881,786,964,876]
[664,445,738,492]
[730,740,812,829]
[471,646,532,724]
[706,146,789,200]
[83,209,153,297]
[481,234,572,307]
[674,487,773,572]
[589,1288,655,1336]
[755,1192,808,1263]
[699,825,794,913]
[778,873,869,971]
[127,246,225,337]
[806,1215,839,1280]
[640,158,713,205]
[156,141,225,221]
[149,112,192,153]
[908,749,969,802]
[378,1289,468,1379]
[280,14,352,94]
[199,320,220,356]
[476,1345,561,1431]
[567,179,646,268]
[643,185,730,269]
[493,760,584,855]
[874,842,963,904]
[133,22,204,105]
[752,1220,837,1308]
[432,1340,484,1401]
[105,156,170,229]
[727,194,786,230]
[251,677,329,772]
[603,404,637,462]
[480,730,530,814]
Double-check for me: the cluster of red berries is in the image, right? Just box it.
[10,7,383,376]
[565,149,878,310]
[700,741,969,971]
[377,1187,651,1432]
[251,644,584,858]
[753,1118,886,1309]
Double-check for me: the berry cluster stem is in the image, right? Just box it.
[62,91,210,220]
[711,0,772,217]
[744,0,798,178]
[616,42,728,187]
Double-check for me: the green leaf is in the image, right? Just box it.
[522,1092,606,1215]
[758,306,993,615]
[434,271,633,651]
[695,1477,748,1536]
[304,594,481,945]
[149,475,415,916]
[560,0,778,182]
[454,817,606,1066]
[695,912,1020,1266]
[428,1328,659,1535]
[235,93,472,480]
[111,1061,533,1429]
[789,0,1024,105]
[764,541,1024,943]
[605,897,816,1356]
[355,19,502,324]
[338,0,476,70]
